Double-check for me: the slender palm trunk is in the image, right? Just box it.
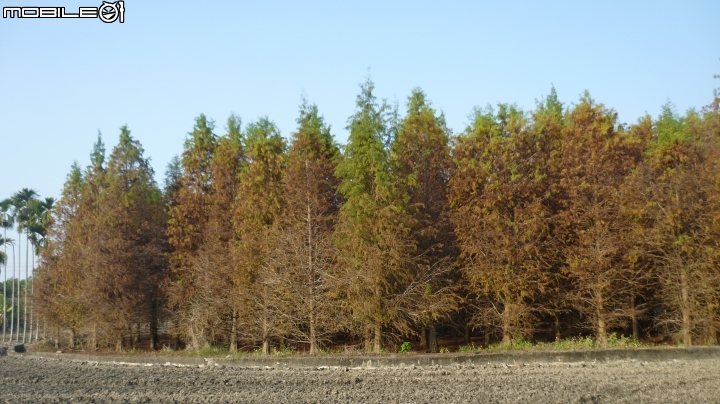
[2,226,6,342]
[29,251,34,343]
[11,239,17,341]
[23,230,29,343]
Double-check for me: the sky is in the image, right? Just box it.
[0,1,719,273]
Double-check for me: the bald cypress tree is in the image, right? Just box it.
[557,94,644,346]
[88,126,165,350]
[165,115,218,348]
[190,115,245,351]
[449,102,558,344]
[232,117,286,354]
[268,100,341,353]
[335,79,415,353]
[391,89,458,351]
[35,162,87,348]
[623,105,720,345]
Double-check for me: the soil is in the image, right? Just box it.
[2,352,720,403]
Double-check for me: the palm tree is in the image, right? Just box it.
[11,188,38,343]
[27,197,54,342]
[0,236,15,342]
[1,198,16,342]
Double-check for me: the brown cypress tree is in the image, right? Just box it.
[557,93,644,346]
[232,117,286,354]
[391,88,458,352]
[449,102,557,344]
[267,100,342,353]
[35,162,87,348]
[86,126,165,351]
[623,105,720,345]
[190,115,245,351]
[165,115,218,348]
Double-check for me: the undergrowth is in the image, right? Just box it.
[486,333,652,352]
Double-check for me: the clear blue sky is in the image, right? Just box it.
[1,0,719,204]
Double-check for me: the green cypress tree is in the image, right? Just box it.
[335,79,415,353]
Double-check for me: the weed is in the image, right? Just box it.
[458,342,481,352]
[486,334,651,352]
[196,345,228,357]
[272,345,294,356]
[439,347,450,353]
[399,341,412,354]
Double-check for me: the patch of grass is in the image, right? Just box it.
[272,345,294,356]
[487,334,652,352]
[458,342,481,352]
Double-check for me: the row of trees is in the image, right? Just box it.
[1,189,54,343]
[32,79,720,352]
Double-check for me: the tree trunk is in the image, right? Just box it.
[150,300,159,350]
[428,324,438,353]
[23,230,28,344]
[554,314,562,342]
[596,292,608,347]
[707,309,718,345]
[306,184,317,355]
[262,316,270,355]
[29,254,34,344]
[2,225,6,343]
[11,240,16,341]
[680,269,692,346]
[464,322,471,344]
[630,295,639,340]
[484,323,491,347]
[419,327,427,351]
[502,303,513,345]
[309,310,317,354]
[229,308,238,353]
[364,326,372,352]
[373,321,382,354]
[131,324,138,348]
[116,335,123,352]
[69,328,75,350]
[90,323,97,351]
